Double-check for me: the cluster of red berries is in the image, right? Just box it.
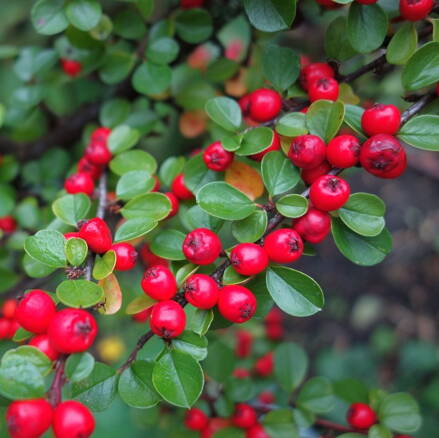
[0,216,17,234]
[301,61,339,103]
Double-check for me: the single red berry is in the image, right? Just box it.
[232,404,257,429]
[360,134,407,179]
[246,423,270,438]
[77,157,103,180]
[6,399,53,438]
[48,309,97,354]
[139,243,169,268]
[185,408,209,431]
[233,368,251,378]
[347,403,377,430]
[182,228,222,265]
[400,0,433,20]
[293,207,331,244]
[183,274,219,309]
[301,62,335,90]
[16,290,56,334]
[201,418,231,438]
[266,324,284,340]
[181,0,204,8]
[78,217,112,253]
[263,228,304,263]
[326,135,361,168]
[29,334,60,361]
[141,265,177,301]
[64,232,80,239]
[61,58,82,77]
[132,308,152,323]
[164,192,180,218]
[258,391,275,405]
[171,174,193,200]
[2,299,17,319]
[309,175,350,211]
[90,126,111,144]
[308,77,339,102]
[53,400,95,438]
[235,330,253,358]
[265,307,283,325]
[250,131,281,161]
[239,94,251,117]
[230,243,269,276]
[288,135,326,169]
[0,216,17,233]
[84,141,112,166]
[248,88,282,123]
[356,0,378,4]
[301,161,332,185]
[361,104,401,136]
[111,242,138,271]
[217,285,257,323]
[203,141,234,172]
[254,352,274,377]
[64,172,95,196]
[150,300,186,338]
[0,318,13,339]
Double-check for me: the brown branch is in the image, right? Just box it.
[401,92,436,123]
[118,331,154,374]
[48,355,67,407]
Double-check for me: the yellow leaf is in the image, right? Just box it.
[179,111,207,138]
[125,294,157,315]
[225,161,264,201]
[98,274,122,315]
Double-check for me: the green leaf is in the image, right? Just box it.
[146,37,179,65]
[23,253,56,279]
[378,393,422,433]
[398,115,439,151]
[65,238,88,267]
[12,328,32,343]
[274,342,308,392]
[368,425,393,438]
[205,97,242,132]
[275,194,308,218]
[93,251,116,280]
[306,100,345,143]
[222,265,248,285]
[263,409,299,438]
[173,331,208,361]
[116,170,154,200]
[56,279,104,308]
[203,341,235,383]
[132,62,172,96]
[237,127,274,156]
[297,377,335,414]
[3,346,52,376]
[347,3,388,54]
[52,194,91,227]
[125,294,156,315]
[24,230,66,268]
[99,44,136,85]
[386,23,417,66]
[224,376,257,403]
[185,306,214,336]
[344,104,365,138]
[118,360,160,408]
[325,17,356,62]
[152,350,203,408]
[114,218,157,242]
[339,193,385,237]
[232,209,267,243]
[266,266,324,317]
[159,156,186,187]
[99,99,130,128]
[334,378,370,404]
[175,264,199,286]
[122,193,171,221]
[275,112,308,137]
[244,0,297,32]
[186,205,224,233]
[184,155,221,195]
[65,353,95,383]
[150,229,186,260]
[31,0,68,35]
[66,0,102,31]
[175,9,213,44]
[402,42,439,91]
[110,150,157,176]
[108,125,140,154]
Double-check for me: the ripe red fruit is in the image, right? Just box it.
[263,228,304,263]
[183,274,219,309]
[232,404,257,429]
[233,368,251,379]
[150,300,186,338]
[181,0,204,8]
[132,308,152,323]
[6,399,53,438]
[235,330,253,358]
[0,318,14,339]
[246,423,270,438]
[139,243,169,267]
[2,299,17,319]
[61,58,82,77]
[400,0,433,20]
[217,285,257,323]
[90,126,111,143]
[141,265,177,301]
[164,192,180,218]
[185,408,209,431]
[293,207,331,244]
[301,62,335,90]
[84,141,112,166]
[288,135,326,169]
[239,94,251,116]
[266,323,284,340]
[77,157,103,180]
[254,352,274,377]
[64,172,95,196]
[361,104,401,136]
[182,228,222,265]
[48,309,97,354]
[347,403,377,430]
[309,175,350,211]
[250,131,281,161]
[308,77,339,102]
[29,334,59,361]
[171,174,193,200]
[0,216,17,233]
[301,161,332,185]
[201,418,231,438]
[258,391,275,405]
[53,401,95,438]
[265,307,283,325]
[203,141,234,171]
[16,290,56,334]
[360,134,407,179]
[230,243,269,276]
[111,242,138,271]
[78,217,112,253]
[248,88,282,122]
[326,135,361,168]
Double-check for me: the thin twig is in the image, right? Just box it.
[118,331,154,374]
[401,92,436,123]
[48,355,67,407]
[96,172,108,219]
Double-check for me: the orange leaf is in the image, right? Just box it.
[225,161,264,201]
[179,111,207,138]
[225,68,248,97]
[98,274,122,315]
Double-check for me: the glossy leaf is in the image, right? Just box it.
[274,342,308,392]
[205,97,242,132]
[114,218,157,243]
[93,250,116,280]
[65,237,88,267]
[306,100,345,143]
[275,194,308,218]
[24,230,66,268]
[56,279,104,308]
[398,115,439,151]
[65,353,95,383]
[244,0,297,32]
[52,194,91,226]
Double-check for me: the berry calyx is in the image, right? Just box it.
[182,228,222,265]
[203,141,234,172]
[64,172,95,196]
[16,290,56,334]
[246,423,270,438]
[29,334,60,361]
[326,135,361,168]
[0,216,17,233]
[150,300,186,338]
[230,243,269,276]
[399,0,433,21]
[301,161,332,185]
[288,135,326,169]
[309,175,350,211]
[248,88,282,122]
[217,285,257,323]
[347,403,377,430]
[232,403,257,429]
[254,352,274,377]
[361,104,401,136]
[111,242,138,271]
[308,77,339,102]
[140,243,169,267]
[263,228,304,263]
[171,174,193,200]
[185,408,209,430]
[183,274,219,309]
[53,400,95,438]
[84,141,112,166]
[78,217,112,254]
[250,131,281,161]
[141,265,177,301]
[293,207,331,244]
[164,192,180,218]
[61,58,82,77]
[301,62,335,90]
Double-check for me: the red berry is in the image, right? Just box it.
[250,131,281,161]
[326,135,361,168]
[201,418,231,438]
[185,408,209,430]
[6,399,53,438]
[246,424,270,438]
[239,94,251,117]
[265,307,283,325]
[64,172,95,196]
[78,217,112,254]
[308,77,339,102]
[356,0,378,3]
[64,232,80,239]
[217,285,256,323]
[53,400,95,438]
[171,174,193,200]
[293,207,331,244]
[301,62,335,90]
[0,318,13,339]
[266,323,284,340]
[48,309,97,354]
[111,243,138,271]
[263,228,304,263]
[132,308,152,323]
[233,368,251,378]
[258,391,275,405]
[232,404,257,429]
[84,141,112,166]
[150,300,186,338]
[347,403,377,430]
[181,0,204,8]
[400,0,433,20]
[248,88,282,122]
[309,175,350,211]
[183,274,219,309]
[360,134,407,179]
[288,135,326,169]
[141,265,177,301]
[139,243,169,268]
[0,216,17,233]
[152,175,161,192]
[182,228,222,265]
[90,127,111,144]
[164,192,180,218]
[16,290,56,334]
[203,141,234,171]
[254,352,274,377]
[77,157,103,180]
[230,243,269,276]
[301,161,332,185]
[61,58,82,77]
[235,330,253,358]
[2,299,17,319]
[29,334,59,361]
[361,104,401,136]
